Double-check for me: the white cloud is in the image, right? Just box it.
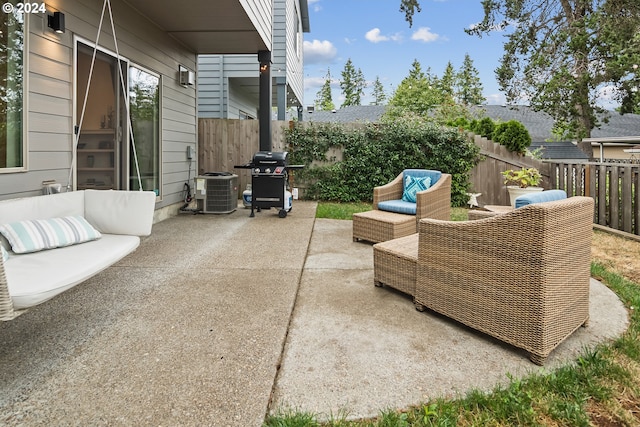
[365,28,388,43]
[485,93,506,105]
[304,75,340,92]
[303,39,337,64]
[304,76,327,91]
[308,0,322,12]
[411,27,440,43]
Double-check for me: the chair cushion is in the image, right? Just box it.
[403,169,441,187]
[378,200,417,215]
[515,190,567,209]
[402,175,432,203]
[0,216,102,254]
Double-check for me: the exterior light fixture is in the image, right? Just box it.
[48,11,65,34]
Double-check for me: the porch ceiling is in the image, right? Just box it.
[122,0,269,54]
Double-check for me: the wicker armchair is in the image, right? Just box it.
[353,170,451,243]
[415,196,594,365]
[373,169,451,222]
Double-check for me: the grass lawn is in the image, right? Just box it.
[264,203,640,427]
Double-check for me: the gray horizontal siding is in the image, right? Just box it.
[0,0,199,209]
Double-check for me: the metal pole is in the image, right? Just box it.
[258,50,272,152]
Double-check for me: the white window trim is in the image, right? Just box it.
[0,8,28,174]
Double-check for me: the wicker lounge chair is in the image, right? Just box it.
[353,170,451,243]
[414,196,594,365]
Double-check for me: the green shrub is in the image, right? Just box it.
[286,116,481,207]
[472,117,496,140]
[493,120,532,154]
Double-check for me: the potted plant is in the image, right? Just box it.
[502,167,543,207]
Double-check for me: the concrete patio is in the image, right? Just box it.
[0,201,629,425]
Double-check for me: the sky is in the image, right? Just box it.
[302,0,513,108]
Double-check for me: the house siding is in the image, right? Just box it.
[197,55,259,119]
[285,0,304,103]
[197,0,307,121]
[1,0,198,210]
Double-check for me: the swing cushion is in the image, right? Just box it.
[0,189,156,312]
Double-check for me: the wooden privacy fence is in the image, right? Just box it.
[469,135,639,235]
[198,118,289,196]
[550,162,640,235]
[199,120,638,236]
[468,135,551,207]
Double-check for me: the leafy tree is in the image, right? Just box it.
[315,68,335,111]
[371,76,387,105]
[388,59,443,115]
[456,53,485,106]
[467,0,640,158]
[340,58,366,108]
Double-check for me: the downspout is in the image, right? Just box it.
[600,143,603,163]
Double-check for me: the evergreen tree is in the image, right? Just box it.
[439,61,456,100]
[371,76,387,105]
[315,68,335,111]
[340,58,366,107]
[456,53,485,106]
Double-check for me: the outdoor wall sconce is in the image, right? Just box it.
[48,11,65,34]
[258,50,271,74]
[178,65,195,87]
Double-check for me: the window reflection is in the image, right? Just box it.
[129,66,160,195]
[0,5,23,169]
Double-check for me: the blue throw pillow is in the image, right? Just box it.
[402,175,432,203]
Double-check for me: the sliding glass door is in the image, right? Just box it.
[76,40,161,195]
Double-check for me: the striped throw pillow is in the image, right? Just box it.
[1,246,8,263]
[0,216,102,254]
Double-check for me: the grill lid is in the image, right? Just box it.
[252,151,289,166]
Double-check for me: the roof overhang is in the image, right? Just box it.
[121,0,270,54]
[300,0,311,32]
[583,136,640,146]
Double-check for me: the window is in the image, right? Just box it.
[129,66,160,195]
[294,5,300,58]
[0,4,24,170]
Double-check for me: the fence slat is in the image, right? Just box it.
[610,166,620,230]
[622,166,633,233]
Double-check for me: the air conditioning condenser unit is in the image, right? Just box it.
[195,173,238,214]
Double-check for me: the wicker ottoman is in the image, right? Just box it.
[373,233,418,297]
[352,210,416,243]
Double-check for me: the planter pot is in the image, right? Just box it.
[507,186,543,207]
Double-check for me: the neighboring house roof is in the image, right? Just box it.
[529,141,589,161]
[477,105,640,142]
[301,105,387,123]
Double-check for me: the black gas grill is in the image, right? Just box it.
[235,151,303,218]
